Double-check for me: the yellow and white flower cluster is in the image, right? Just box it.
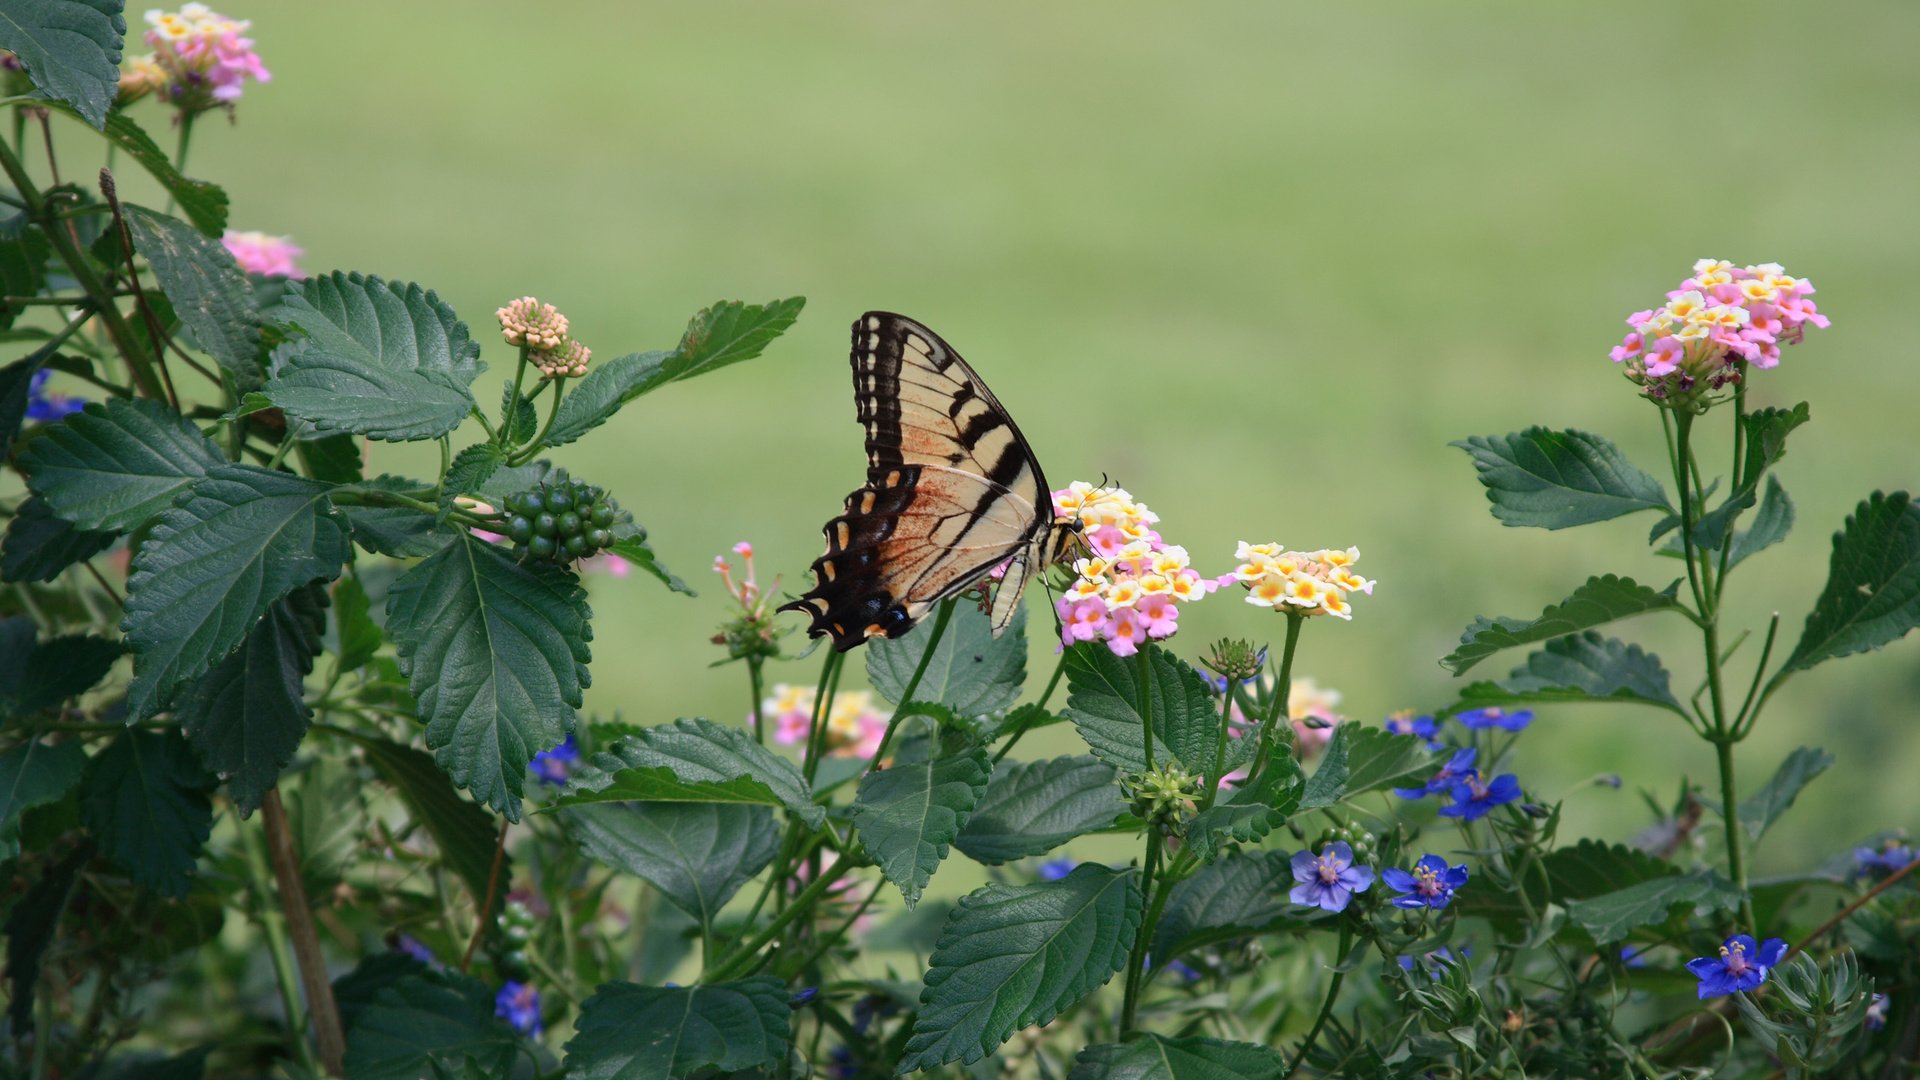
[1230,542,1374,621]
[1051,483,1215,656]
[762,684,887,759]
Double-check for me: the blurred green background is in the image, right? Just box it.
[62,3,1920,879]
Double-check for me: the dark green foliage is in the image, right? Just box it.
[562,977,792,1079]
[78,729,214,898]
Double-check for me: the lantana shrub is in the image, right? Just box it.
[1,8,1917,1080]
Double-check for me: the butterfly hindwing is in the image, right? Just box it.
[784,312,1053,651]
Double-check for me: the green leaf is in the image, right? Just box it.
[561,977,791,1080]
[870,602,1026,718]
[853,737,991,907]
[1454,427,1671,529]
[441,444,502,505]
[296,432,365,484]
[0,0,126,128]
[340,477,460,557]
[123,464,352,720]
[1188,762,1304,860]
[1451,839,1677,929]
[954,754,1126,865]
[0,213,52,333]
[19,396,224,531]
[78,729,213,899]
[351,735,504,907]
[333,575,381,673]
[1690,488,1757,552]
[3,631,121,718]
[552,717,824,830]
[123,205,262,385]
[1740,402,1810,492]
[1738,746,1834,844]
[900,863,1141,1071]
[499,382,536,446]
[1777,491,1920,677]
[1564,871,1743,944]
[1151,851,1298,966]
[562,802,778,928]
[175,584,326,816]
[1064,642,1221,774]
[264,271,482,442]
[541,296,805,450]
[1728,475,1794,570]
[1310,724,1434,802]
[1441,574,1682,675]
[1450,632,1685,719]
[1069,1034,1289,1080]
[385,531,591,821]
[4,841,87,1030]
[341,970,520,1080]
[0,739,86,859]
[0,494,116,583]
[46,107,228,234]
[606,530,693,595]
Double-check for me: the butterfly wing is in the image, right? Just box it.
[782,312,1053,651]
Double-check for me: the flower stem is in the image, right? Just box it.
[991,650,1067,764]
[1200,672,1239,812]
[1252,612,1304,779]
[747,655,767,745]
[162,112,194,216]
[506,375,568,466]
[1118,832,1160,1032]
[1282,922,1352,1078]
[238,801,321,1076]
[259,789,347,1076]
[1135,646,1155,772]
[865,599,956,772]
[704,855,862,983]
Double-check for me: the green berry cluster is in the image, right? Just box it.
[489,898,537,981]
[1315,823,1378,863]
[500,472,632,563]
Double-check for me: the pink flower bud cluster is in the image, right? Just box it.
[1230,542,1374,621]
[762,684,888,759]
[137,5,271,111]
[1609,260,1829,403]
[221,230,305,279]
[496,296,592,380]
[1052,482,1217,657]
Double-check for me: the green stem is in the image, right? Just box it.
[1118,833,1161,1031]
[1136,646,1156,772]
[240,806,321,1076]
[499,344,529,449]
[1282,922,1352,1078]
[1199,671,1239,811]
[1252,612,1304,779]
[992,650,1067,764]
[747,655,767,745]
[162,112,193,216]
[1712,735,1755,932]
[864,600,956,773]
[705,855,862,983]
[506,375,567,466]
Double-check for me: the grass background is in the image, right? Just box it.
[30,3,1920,892]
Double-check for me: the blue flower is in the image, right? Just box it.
[531,735,580,786]
[1685,935,1785,999]
[1867,992,1888,1032]
[495,980,542,1036]
[1456,707,1531,732]
[1289,841,1373,913]
[1395,946,1467,979]
[1437,771,1521,821]
[1853,839,1916,879]
[1167,959,1203,983]
[789,987,819,1007]
[1383,855,1469,910]
[1618,945,1649,969]
[1384,710,1443,750]
[827,1046,858,1079]
[393,934,438,967]
[24,370,85,422]
[1394,747,1477,800]
[1037,857,1077,882]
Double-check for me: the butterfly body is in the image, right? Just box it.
[783,312,1073,651]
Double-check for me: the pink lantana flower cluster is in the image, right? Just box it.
[221,230,305,279]
[1230,542,1374,621]
[1610,259,1829,404]
[132,5,271,113]
[762,684,888,759]
[1052,483,1217,657]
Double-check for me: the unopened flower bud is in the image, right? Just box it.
[497,296,569,350]
[534,339,590,380]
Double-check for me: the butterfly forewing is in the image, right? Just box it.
[783,312,1054,651]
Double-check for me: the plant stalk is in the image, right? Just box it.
[1283,922,1353,1078]
[1118,834,1160,1032]
[1252,612,1304,779]
[240,800,322,1076]
[260,790,347,1076]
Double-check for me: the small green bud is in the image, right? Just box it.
[529,535,556,558]
[557,511,582,536]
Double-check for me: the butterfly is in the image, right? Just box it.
[781,312,1079,651]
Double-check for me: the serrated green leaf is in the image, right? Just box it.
[19,396,224,531]
[296,432,365,484]
[1064,642,1220,775]
[78,729,213,898]
[853,737,990,907]
[1316,724,1434,800]
[123,205,262,385]
[870,602,1026,718]
[286,757,364,897]
[1151,851,1301,967]
[1453,427,1671,529]
[1069,1034,1290,1079]
[1450,839,1677,929]
[561,977,791,1080]
[0,0,126,128]
[1441,574,1683,675]
[955,754,1125,865]
[4,840,87,1029]
[499,382,536,446]
[901,863,1141,1071]
[3,630,121,718]
[0,214,52,333]
[606,530,692,595]
[0,494,116,583]
[1188,762,1303,860]
[1728,474,1793,570]
[0,739,87,858]
[1564,871,1743,944]
[341,970,520,1080]
[1738,746,1833,844]
[350,735,503,907]
[563,802,778,928]
[1690,487,1756,552]
[551,717,823,829]
[176,584,326,816]
[1450,632,1685,719]
[541,296,805,450]
[1740,402,1810,492]
[1777,491,1920,677]
[385,531,590,821]
[123,464,351,719]
[264,271,482,441]
[442,444,502,503]
[334,575,381,673]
